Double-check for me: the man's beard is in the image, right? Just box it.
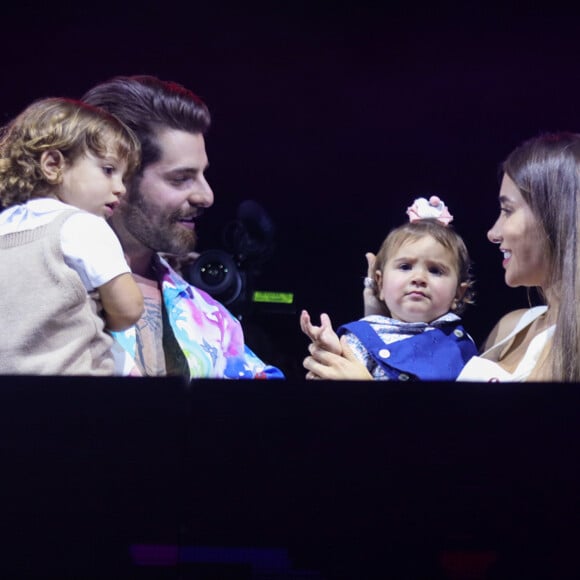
[121,191,198,256]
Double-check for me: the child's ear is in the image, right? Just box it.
[375,269,383,300]
[39,150,66,184]
[453,282,469,310]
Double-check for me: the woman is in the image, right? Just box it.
[461,131,580,382]
[303,132,580,382]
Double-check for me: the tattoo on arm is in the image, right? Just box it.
[134,297,164,376]
[138,297,162,333]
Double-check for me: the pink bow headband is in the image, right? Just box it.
[406,195,453,226]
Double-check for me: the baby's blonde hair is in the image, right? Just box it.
[0,97,140,207]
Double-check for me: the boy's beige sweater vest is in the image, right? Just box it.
[0,209,114,375]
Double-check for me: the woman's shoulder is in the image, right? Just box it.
[481,307,546,352]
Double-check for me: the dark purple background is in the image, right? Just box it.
[4,2,579,376]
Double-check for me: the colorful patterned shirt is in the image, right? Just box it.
[112,256,284,379]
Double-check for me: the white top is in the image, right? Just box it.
[457,306,554,382]
[0,199,130,290]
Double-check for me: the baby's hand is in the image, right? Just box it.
[300,310,341,355]
[304,335,373,381]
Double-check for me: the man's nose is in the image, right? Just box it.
[189,177,214,208]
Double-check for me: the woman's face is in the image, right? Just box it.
[487,174,550,289]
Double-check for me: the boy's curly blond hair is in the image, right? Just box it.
[0,97,140,208]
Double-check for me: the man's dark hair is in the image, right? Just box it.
[82,75,211,171]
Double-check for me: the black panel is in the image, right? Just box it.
[1,377,580,579]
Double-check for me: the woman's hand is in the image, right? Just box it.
[303,335,373,380]
[363,252,386,317]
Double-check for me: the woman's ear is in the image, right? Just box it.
[40,150,66,184]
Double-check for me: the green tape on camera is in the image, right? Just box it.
[252,291,294,304]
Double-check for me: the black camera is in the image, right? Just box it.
[186,248,245,306]
[183,200,303,379]
[183,200,275,314]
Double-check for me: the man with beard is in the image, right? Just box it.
[83,75,283,379]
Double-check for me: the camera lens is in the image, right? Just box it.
[199,262,228,286]
[184,249,244,305]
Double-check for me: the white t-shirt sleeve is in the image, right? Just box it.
[60,213,130,291]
